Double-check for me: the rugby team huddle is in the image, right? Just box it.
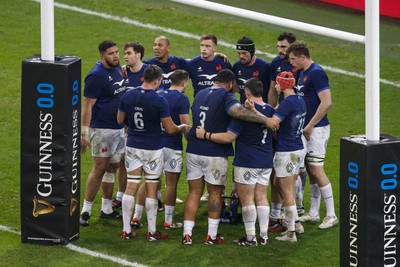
[79,32,339,246]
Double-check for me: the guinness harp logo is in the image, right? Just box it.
[70,198,78,216]
[32,196,55,217]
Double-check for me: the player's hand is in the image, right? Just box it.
[81,138,90,154]
[264,118,279,132]
[80,126,90,154]
[121,65,128,77]
[215,52,230,63]
[179,124,191,136]
[245,99,256,111]
[303,124,314,141]
[195,126,206,139]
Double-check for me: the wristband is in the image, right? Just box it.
[209,132,212,141]
[203,132,207,140]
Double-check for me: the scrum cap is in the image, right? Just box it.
[276,71,295,91]
[236,36,255,58]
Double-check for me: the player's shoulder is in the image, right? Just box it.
[256,103,275,116]
[255,57,270,65]
[143,57,157,64]
[188,55,201,63]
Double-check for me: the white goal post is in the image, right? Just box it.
[171,0,380,141]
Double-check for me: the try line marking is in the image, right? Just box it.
[0,225,148,267]
[33,0,399,88]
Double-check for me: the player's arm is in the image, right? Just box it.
[161,117,190,135]
[195,126,237,144]
[268,80,278,108]
[271,114,282,124]
[81,97,96,154]
[232,82,240,94]
[303,89,332,140]
[228,103,279,131]
[117,110,126,125]
[179,114,191,139]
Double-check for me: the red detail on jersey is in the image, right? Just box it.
[253,70,259,77]
[101,147,108,153]
[303,76,307,83]
[140,77,144,82]
[292,67,297,74]
[216,65,222,71]
[171,63,176,70]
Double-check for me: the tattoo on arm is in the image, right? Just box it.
[228,103,265,124]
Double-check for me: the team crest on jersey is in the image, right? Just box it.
[197,67,203,72]
[149,160,157,171]
[303,76,307,83]
[277,67,281,73]
[101,147,108,153]
[171,63,176,70]
[215,65,222,71]
[243,171,252,181]
[238,70,242,76]
[108,75,113,81]
[253,70,259,77]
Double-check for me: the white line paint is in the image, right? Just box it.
[0,225,148,267]
[31,0,399,88]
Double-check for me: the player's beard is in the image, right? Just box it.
[241,58,251,65]
[279,52,289,61]
[105,57,120,69]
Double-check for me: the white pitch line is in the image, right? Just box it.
[32,0,399,88]
[0,225,148,267]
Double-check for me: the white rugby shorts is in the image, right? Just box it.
[233,166,272,186]
[273,149,306,178]
[162,147,183,173]
[305,125,330,166]
[125,147,163,177]
[186,153,228,186]
[89,128,124,158]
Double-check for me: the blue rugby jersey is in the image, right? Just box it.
[123,63,147,89]
[274,94,307,152]
[119,87,170,150]
[186,87,238,157]
[158,89,190,150]
[144,56,188,90]
[295,62,330,127]
[232,57,271,104]
[186,56,232,96]
[228,102,275,168]
[84,62,126,129]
